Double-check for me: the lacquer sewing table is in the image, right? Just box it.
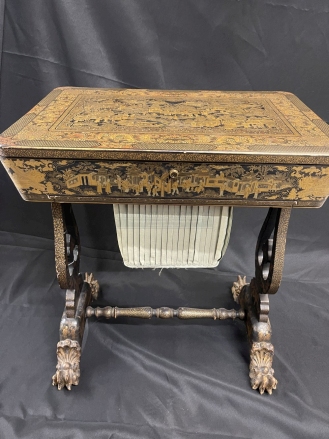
[1,88,329,395]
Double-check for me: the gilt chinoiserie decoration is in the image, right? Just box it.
[1,87,329,395]
[3,159,329,205]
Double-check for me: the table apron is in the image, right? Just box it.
[2,158,328,207]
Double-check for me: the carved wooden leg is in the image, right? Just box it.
[233,207,291,394]
[238,281,277,394]
[51,202,99,390]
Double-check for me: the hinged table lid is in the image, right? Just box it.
[1,87,329,164]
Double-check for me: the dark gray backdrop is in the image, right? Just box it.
[1,1,329,438]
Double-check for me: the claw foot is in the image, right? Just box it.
[249,342,277,395]
[52,339,81,390]
[232,275,248,303]
[85,273,100,300]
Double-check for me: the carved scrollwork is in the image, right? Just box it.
[85,273,100,300]
[231,275,248,303]
[52,339,81,390]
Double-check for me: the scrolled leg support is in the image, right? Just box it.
[51,202,100,391]
[234,207,291,395]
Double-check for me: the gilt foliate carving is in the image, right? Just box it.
[231,275,248,303]
[85,272,100,300]
[52,339,81,391]
[249,342,277,395]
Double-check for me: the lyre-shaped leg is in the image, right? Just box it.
[51,203,99,390]
[233,207,291,394]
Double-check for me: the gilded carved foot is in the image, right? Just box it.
[52,339,81,390]
[231,275,248,303]
[249,342,277,395]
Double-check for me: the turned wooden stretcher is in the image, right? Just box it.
[1,87,329,394]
